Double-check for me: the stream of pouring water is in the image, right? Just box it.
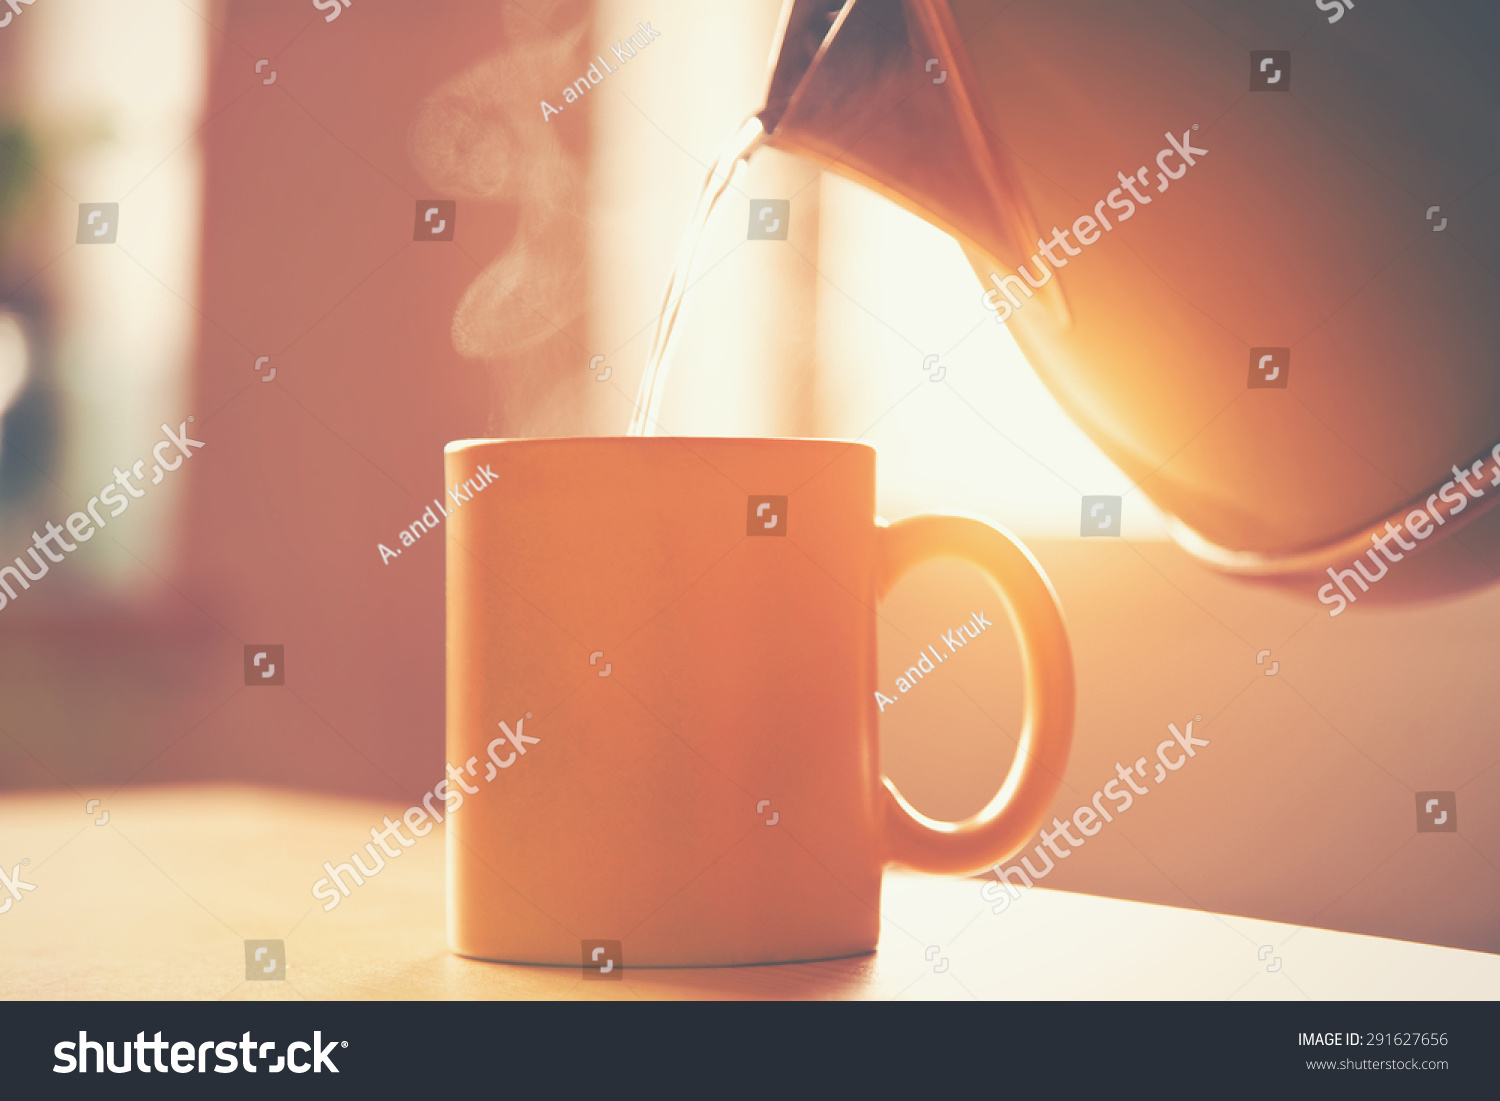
[627,115,767,436]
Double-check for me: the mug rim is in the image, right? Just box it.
[444,435,877,456]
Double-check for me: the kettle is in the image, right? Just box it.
[757,0,1500,604]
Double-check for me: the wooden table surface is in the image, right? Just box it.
[2,785,1496,1000]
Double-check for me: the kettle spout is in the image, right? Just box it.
[757,0,1039,275]
[759,1,848,138]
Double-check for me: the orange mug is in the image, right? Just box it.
[444,436,1073,966]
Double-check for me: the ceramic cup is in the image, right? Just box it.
[444,436,1073,965]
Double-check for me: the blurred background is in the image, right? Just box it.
[0,0,1496,956]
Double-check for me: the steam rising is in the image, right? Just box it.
[408,4,587,361]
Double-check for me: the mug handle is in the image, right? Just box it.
[876,514,1075,875]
